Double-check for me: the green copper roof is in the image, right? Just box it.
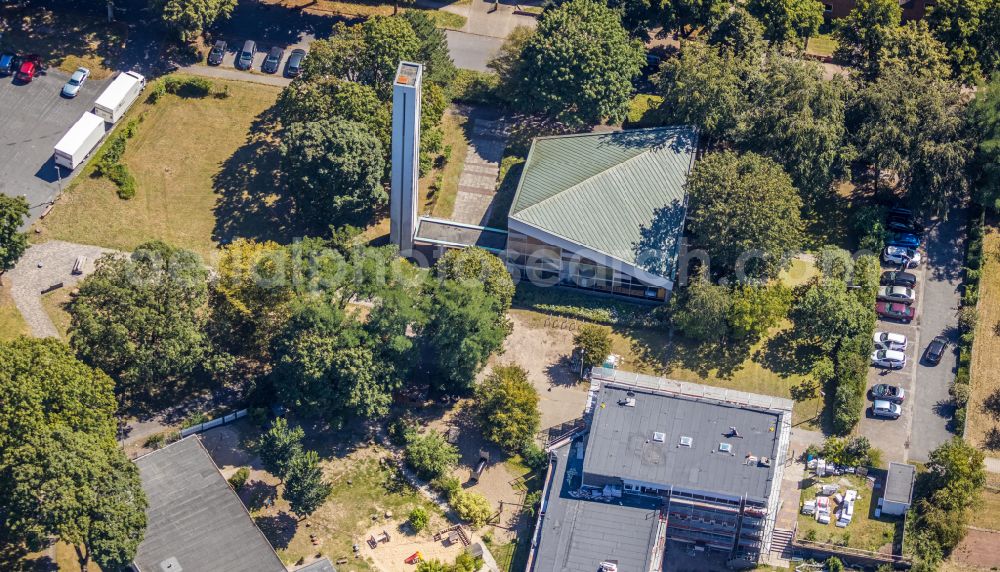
[509,126,697,278]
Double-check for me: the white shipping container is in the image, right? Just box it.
[53,112,107,170]
[93,70,146,124]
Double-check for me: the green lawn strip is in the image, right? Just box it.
[805,34,838,58]
[429,111,470,218]
[40,288,73,340]
[0,283,30,341]
[796,474,900,552]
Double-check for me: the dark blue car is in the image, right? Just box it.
[0,53,15,76]
[887,233,921,248]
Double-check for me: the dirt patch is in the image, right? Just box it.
[361,520,480,572]
[950,528,1000,569]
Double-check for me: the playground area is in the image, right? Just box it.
[360,520,482,572]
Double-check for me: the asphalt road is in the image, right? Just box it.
[908,206,966,462]
[446,30,504,72]
[0,67,109,224]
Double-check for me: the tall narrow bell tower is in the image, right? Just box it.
[389,61,423,254]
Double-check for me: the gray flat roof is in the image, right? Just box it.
[884,463,916,504]
[295,558,337,572]
[133,437,285,572]
[583,385,782,501]
[533,446,660,572]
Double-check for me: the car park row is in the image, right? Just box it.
[207,39,306,78]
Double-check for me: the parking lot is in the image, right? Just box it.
[0,66,109,224]
[858,209,965,464]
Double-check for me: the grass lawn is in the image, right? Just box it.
[968,226,1000,455]
[428,110,470,219]
[805,34,838,58]
[273,0,467,29]
[0,4,126,79]
[0,282,29,341]
[796,474,901,552]
[34,75,283,262]
[40,288,73,340]
[968,488,1000,531]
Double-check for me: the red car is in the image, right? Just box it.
[14,55,40,83]
[876,301,915,323]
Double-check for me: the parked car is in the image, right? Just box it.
[888,206,914,219]
[877,285,915,304]
[0,53,15,75]
[924,336,948,365]
[871,349,907,369]
[871,383,905,403]
[236,40,256,70]
[60,67,90,98]
[874,331,908,351]
[208,40,227,65]
[872,400,902,419]
[887,233,922,248]
[882,246,922,268]
[886,218,925,234]
[880,271,917,288]
[876,301,915,323]
[262,46,284,73]
[285,48,306,77]
[14,55,39,83]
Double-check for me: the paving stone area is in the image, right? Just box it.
[451,118,507,226]
[6,240,118,338]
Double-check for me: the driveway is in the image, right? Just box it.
[0,67,110,225]
[857,207,965,464]
[446,30,504,72]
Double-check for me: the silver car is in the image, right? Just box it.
[877,285,915,304]
[61,67,90,98]
[872,400,902,419]
[871,349,906,369]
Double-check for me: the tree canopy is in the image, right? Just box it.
[69,241,210,403]
[572,324,613,369]
[401,10,456,86]
[833,0,903,79]
[475,364,540,453]
[258,417,305,480]
[283,450,332,518]
[683,151,804,279]
[747,0,824,46]
[498,0,645,126]
[969,76,1000,211]
[927,0,1000,81]
[157,0,237,42]
[436,247,514,312]
[404,430,460,480]
[659,0,729,37]
[0,194,28,273]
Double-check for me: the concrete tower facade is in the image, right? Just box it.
[389,61,423,253]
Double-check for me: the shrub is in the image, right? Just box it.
[248,406,269,428]
[431,475,461,500]
[181,411,210,429]
[950,383,971,408]
[228,466,250,491]
[449,69,500,105]
[122,117,141,139]
[144,433,166,449]
[476,364,540,453]
[106,162,137,199]
[520,441,548,471]
[408,506,429,532]
[826,557,844,572]
[522,490,542,516]
[97,133,127,174]
[452,491,493,528]
[405,431,459,480]
[146,80,166,103]
[388,417,416,446]
[164,76,212,98]
[850,204,886,253]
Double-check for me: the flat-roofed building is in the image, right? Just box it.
[881,462,916,516]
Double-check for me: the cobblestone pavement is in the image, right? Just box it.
[451,114,507,226]
[5,240,118,338]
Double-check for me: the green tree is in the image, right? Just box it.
[476,364,540,453]
[708,7,766,57]
[5,428,147,571]
[816,246,855,283]
[504,0,645,126]
[488,26,535,103]
[281,118,386,229]
[270,300,394,423]
[659,0,729,37]
[968,76,1000,211]
[658,41,751,146]
[69,241,209,403]
[672,272,731,340]
[792,278,870,350]
[258,417,304,480]
[157,0,238,42]
[572,324,613,369]
[927,0,1000,81]
[401,10,456,86]
[405,430,460,480]
[408,506,429,532]
[833,0,902,79]
[684,151,803,279]
[278,78,390,151]
[423,279,510,393]
[741,57,850,200]
[727,283,792,342]
[0,194,28,273]
[436,247,514,311]
[847,66,971,215]
[451,490,493,528]
[747,0,824,47]
[881,21,952,79]
[283,450,332,519]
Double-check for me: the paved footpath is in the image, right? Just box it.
[6,240,118,338]
[451,111,508,226]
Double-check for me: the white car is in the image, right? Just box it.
[871,349,907,369]
[877,285,915,304]
[61,66,90,98]
[872,400,902,419]
[882,246,921,268]
[874,331,908,351]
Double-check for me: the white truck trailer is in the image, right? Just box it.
[53,112,107,170]
[93,70,146,124]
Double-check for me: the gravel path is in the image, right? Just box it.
[5,240,119,338]
[177,63,292,87]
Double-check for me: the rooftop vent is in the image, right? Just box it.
[719,442,733,454]
[653,431,666,442]
[159,557,182,572]
[679,435,693,447]
[620,397,636,407]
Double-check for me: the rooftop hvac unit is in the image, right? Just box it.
[653,431,666,442]
[679,435,693,447]
[719,443,733,453]
[599,561,618,572]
